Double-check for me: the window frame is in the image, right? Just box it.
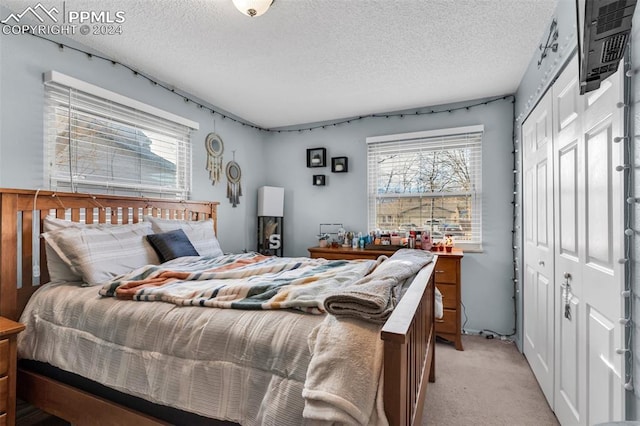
[43,71,198,199]
[366,125,483,252]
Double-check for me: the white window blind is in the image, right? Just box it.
[44,71,197,199]
[367,126,483,248]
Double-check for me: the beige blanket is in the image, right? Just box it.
[303,315,388,425]
[323,249,434,323]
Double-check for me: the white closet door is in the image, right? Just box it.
[552,55,585,426]
[522,89,555,407]
[523,55,625,425]
[552,56,625,426]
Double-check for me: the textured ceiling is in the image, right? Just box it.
[4,0,558,129]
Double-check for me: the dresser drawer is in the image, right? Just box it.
[435,308,458,334]
[0,340,7,376]
[434,258,458,284]
[0,376,7,414]
[438,283,458,310]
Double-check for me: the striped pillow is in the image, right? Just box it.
[42,221,160,285]
[42,216,85,283]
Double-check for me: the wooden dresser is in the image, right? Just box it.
[0,317,25,426]
[308,246,464,350]
[432,249,464,350]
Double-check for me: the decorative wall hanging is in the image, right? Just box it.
[226,151,242,207]
[205,133,224,185]
[307,148,326,167]
[313,175,326,186]
[331,156,348,173]
[537,18,558,68]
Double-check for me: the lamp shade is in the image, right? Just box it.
[232,0,273,17]
[258,186,284,217]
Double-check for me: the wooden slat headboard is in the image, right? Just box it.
[0,188,219,321]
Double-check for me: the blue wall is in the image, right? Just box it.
[0,21,266,254]
[263,98,517,335]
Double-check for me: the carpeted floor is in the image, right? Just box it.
[17,334,558,425]
[423,334,559,426]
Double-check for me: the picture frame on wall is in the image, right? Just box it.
[331,156,348,173]
[313,175,326,186]
[307,148,326,168]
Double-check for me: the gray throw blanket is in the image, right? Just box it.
[324,249,434,323]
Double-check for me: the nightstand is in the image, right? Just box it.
[0,317,25,426]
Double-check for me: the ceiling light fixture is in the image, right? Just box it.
[232,0,274,17]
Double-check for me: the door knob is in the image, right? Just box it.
[538,260,545,266]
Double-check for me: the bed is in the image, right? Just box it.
[0,188,437,425]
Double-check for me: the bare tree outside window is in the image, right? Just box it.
[367,128,482,246]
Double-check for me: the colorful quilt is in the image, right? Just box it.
[99,252,378,313]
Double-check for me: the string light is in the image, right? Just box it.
[505,94,518,339]
[4,22,514,134]
[620,51,634,393]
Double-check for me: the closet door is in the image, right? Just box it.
[552,56,584,426]
[522,90,555,407]
[552,56,625,425]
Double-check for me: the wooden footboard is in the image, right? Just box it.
[382,260,437,425]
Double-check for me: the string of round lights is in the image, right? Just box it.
[619,51,634,393]
[7,25,514,133]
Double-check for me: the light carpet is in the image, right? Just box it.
[423,335,559,426]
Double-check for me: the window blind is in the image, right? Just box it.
[366,126,483,247]
[44,71,197,199]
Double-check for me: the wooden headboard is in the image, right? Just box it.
[0,188,219,321]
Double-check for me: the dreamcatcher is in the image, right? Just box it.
[226,151,242,207]
[205,133,224,185]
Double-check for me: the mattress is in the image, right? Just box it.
[18,250,439,425]
[18,281,322,425]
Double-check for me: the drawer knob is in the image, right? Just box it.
[436,270,445,273]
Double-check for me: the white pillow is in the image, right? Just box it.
[144,216,223,258]
[42,221,159,285]
[42,216,125,282]
[42,216,89,283]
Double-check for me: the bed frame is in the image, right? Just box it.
[0,188,436,425]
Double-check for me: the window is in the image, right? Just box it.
[367,126,483,249]
[44,71,198,198]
